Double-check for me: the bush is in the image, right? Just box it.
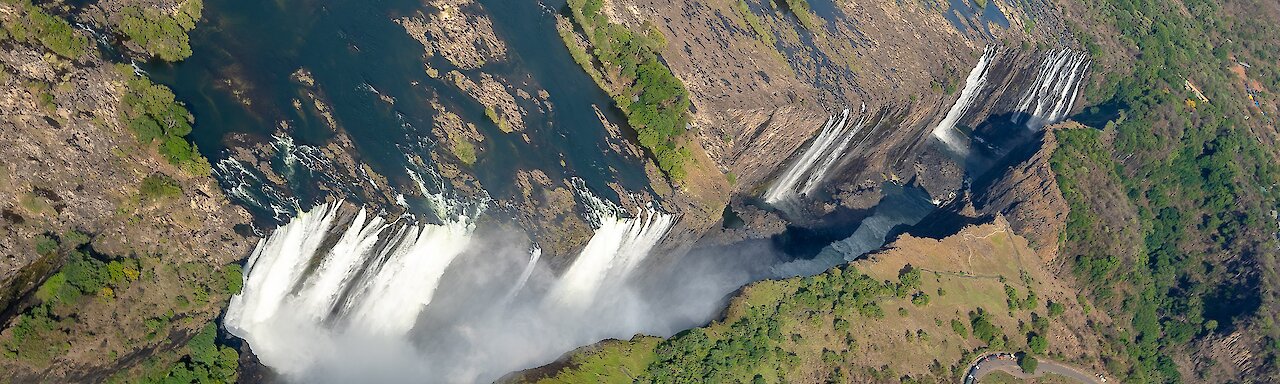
[34,235,58,256]
[140,173,183,201]
[1019,355,1038,374]
[1047,300,1066,317]
[911,292,931,307]
[951,318,968,337]
[1028,334,1048,354]
[120,71,212,176]
[451,136,477,165]
[117,1,202,61]
[2,2,91,59]
[221,264,244,295]
[565,0,692,181]
[62,230,91,248]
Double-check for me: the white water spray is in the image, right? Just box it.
[1011,49,1090,129]
[763,108,860,204]
[224,202,474,377]
[932,46,997,154]
[546,206,675,310]
[226,181,690,383]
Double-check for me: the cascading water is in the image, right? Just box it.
[763,108,858,205]
[225,184,687,383]
[224,202,475,378]
[1011,49,1090,129]
[800,114,868,196]
[545,205,675,310]
[931,46,997,154]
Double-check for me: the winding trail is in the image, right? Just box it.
[965,353,1107,383]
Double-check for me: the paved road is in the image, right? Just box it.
[964,353,1107,383]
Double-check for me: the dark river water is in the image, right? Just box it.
[145,0,651,217]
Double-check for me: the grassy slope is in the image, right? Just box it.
[509,219,1106,383]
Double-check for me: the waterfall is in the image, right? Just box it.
[800,115,868,196]
[225,202,475,376]
[1011,49,1090,129]
[763,108,855,204]
[932,46,997,154]
[545,206,675,310]
[225,184,685,382]
[770,184,936,277]
[502,247,542,302]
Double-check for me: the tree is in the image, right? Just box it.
[1028,334,1048,354]
[1019,355,1038,374]
[1047,301,1066,317]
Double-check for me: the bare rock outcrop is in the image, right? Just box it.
[973,124,1071,260]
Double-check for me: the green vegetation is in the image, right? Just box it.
[1053,0,1280,380]
[0,0,91,59]
[565,0,692,181]
[2,229,242,377]
[1019,354,1038,374]
[220,264,244,295]
[1047,300,1065,317]
[523,225,1067,383]
[1028,334,1048,355]
[555,21,605,89]
[774,0,818,30]
[731,0,776,48]
[1004,285,1037,311]
[970,308,1006,349]
[451,136,477,165]
[140,173,183,201]
[119,68,212,176]
[109,324,239,384]
[951,318,969,337]
[117,0,202,61]
[645,267,895,382]
[4,237,139,363]
[483,106,512,133]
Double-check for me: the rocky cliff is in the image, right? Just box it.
[0,0,255,379]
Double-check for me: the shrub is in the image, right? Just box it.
[120,70,212,176]
[1019,355,1038,373]
[221,264,244,295]
[62,230,91,248]
[451,137,477,165]
[951,318,968,337]
[34,235,58,256]
[1028,334,1048,354]
[911,292,931,307]
[117,1,202,61]
[564,0,692,181]
[2,3,90,59]
[1047,300,1066,317]
[140,174,183,201]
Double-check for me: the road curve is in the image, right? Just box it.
[963,352,1107,384]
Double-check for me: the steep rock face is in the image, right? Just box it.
[0,5,255,378]
[0,51,252,283]
[973,123,1072,260]
[593,0,1086,213]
